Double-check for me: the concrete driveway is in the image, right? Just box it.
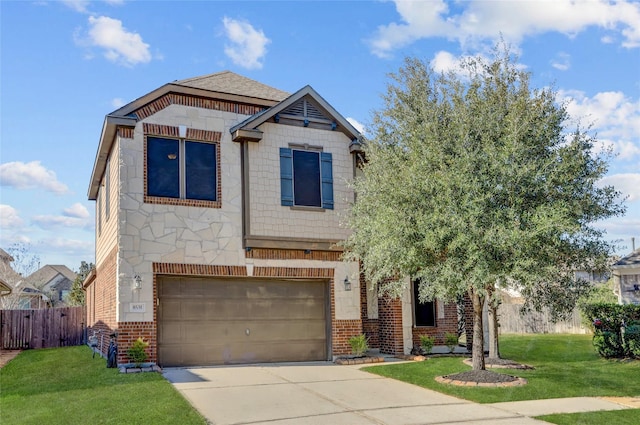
[163,362,547,425]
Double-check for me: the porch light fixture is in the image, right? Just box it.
[133,274,142,290]
[343,276,351,291]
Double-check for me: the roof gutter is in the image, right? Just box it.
[87,115,136,200]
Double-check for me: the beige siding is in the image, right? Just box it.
[95,137,120,267]
[247,123,354,241]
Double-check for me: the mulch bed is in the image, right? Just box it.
[436,369,528,387]
[463,357,535,370]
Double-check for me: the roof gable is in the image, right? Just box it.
[230,85,361,144]
[26,265,76,287]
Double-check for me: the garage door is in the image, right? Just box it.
[157,277,328,367]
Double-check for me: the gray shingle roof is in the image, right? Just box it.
[174,71,289,102]
[613,250,640,267]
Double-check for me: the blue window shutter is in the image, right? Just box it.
[280,147,294,206]
[320,152,334,209]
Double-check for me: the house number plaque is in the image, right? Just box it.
[130,303,146,313]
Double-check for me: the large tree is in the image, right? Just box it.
[343,48,625,371]
[67,261,94,306]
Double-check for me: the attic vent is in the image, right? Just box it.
[282,98,329,121]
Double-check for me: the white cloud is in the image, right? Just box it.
[40,238,94,256]
[551,52,571,71]
[62,0,90,13]
[430,51,466,74]
[63,203,90,219]
[369,0,640,57]
[0,161,69,194]
[0,205,24,228]
[599,173,640,202]
[111,97,126,108]
[346,117,366,135]
[78,16,151,66]
[558,90,640,161]
[32,215,90,229]
[222,17,270,69]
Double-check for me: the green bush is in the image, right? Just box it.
[444,332,458,353]
[348,334,369,357]
[624,324,640,358]
[127,337,149,367]
[419,335,435,354]
[580,303,640,358]
[593,331,624,358]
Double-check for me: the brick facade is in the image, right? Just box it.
[377,293,404,355]
[86,246,118,357]
[411,301,459,346]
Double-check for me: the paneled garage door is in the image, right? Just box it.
[157,276,328,367]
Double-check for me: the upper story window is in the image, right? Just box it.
[279,147,333,209]
[148,137,217,201]
[413,279,436,327]
[143,123,222,208]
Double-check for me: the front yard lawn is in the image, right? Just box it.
[0,346,205,425]
[364,334,640,404]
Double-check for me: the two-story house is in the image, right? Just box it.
[85,71,460,367]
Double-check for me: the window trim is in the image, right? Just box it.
[412,279,437,327]
[143,124,222,208]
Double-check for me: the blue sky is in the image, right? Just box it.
[1,0,639,270]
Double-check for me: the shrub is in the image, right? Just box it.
[593,331,624,358]
[580,303,640,358]
[624,324,640,358]
[444,332,458,353]
[127,337,149,367]
[348,334,369,357]
[420,335,435,354]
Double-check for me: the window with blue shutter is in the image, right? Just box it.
[280,147,333,210]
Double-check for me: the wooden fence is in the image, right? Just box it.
[0,306,86,349]
[498,304,589,334]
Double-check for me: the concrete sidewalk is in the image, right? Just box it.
[163,363,636,425]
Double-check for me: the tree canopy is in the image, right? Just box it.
[67,261,94,306]
[343,48,625,370]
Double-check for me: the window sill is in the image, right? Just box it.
[289,206,326,212]
[144,195,221,209]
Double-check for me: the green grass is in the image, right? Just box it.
[538,410,640,425]
[0,346,205,425]
[364,334,640,404]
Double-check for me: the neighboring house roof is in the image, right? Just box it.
[25,265,76,290]
[88,71,289,200]
[612,250,640,270]
[0,277,11,296]
[0,248,14,263]
[230,85,362,147]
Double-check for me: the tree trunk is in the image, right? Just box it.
[488,301,500,359]
[471,288,486,371]
[487,283,500,359]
